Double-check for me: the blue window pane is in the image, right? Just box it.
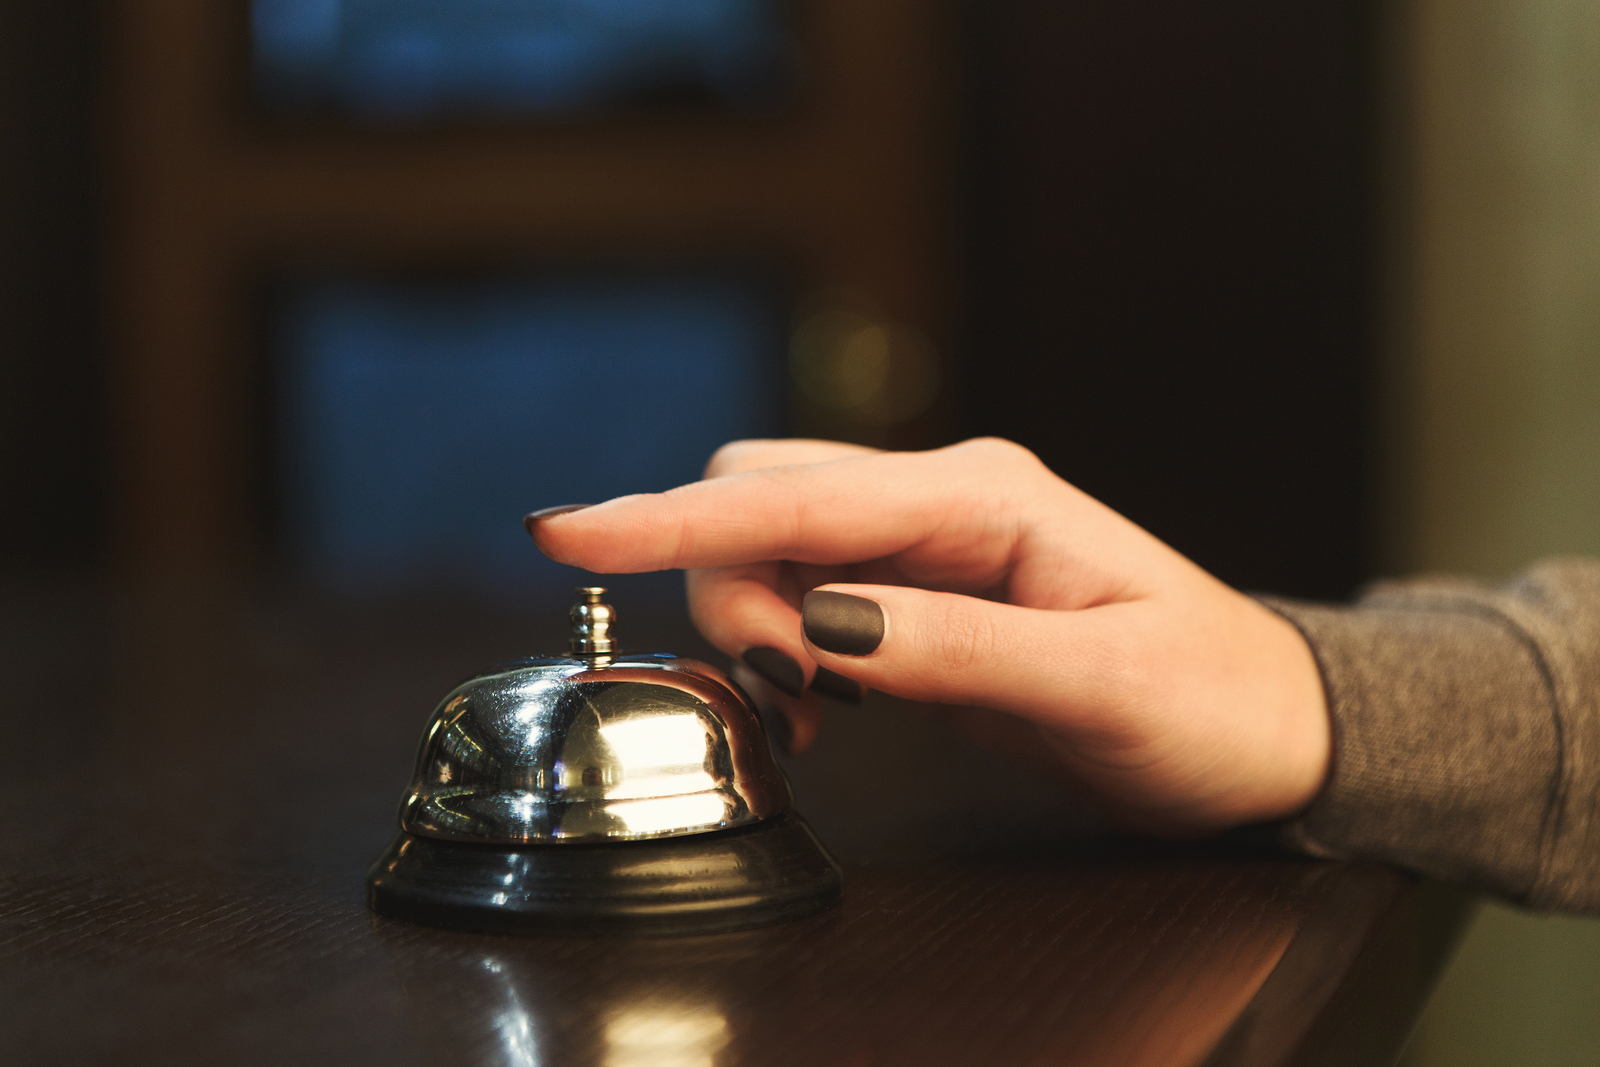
[277,274,784,601]
[252,0,792,119]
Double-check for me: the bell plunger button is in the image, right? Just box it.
[569,586,617,655]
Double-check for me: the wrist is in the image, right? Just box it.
[1247,599,1333,821]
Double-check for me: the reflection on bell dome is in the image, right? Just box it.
[399,657,788,845]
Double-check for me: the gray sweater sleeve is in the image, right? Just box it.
[1261,558,1600,913]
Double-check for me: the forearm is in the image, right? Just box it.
[1264,558,1600,912]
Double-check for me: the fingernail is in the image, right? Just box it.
[810,666,863,704]
[523,504,593,534]
[742,646,804,698]
[760,705,794,756]
[802,591,884,656]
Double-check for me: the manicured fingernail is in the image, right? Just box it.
[810,666,863,704]
[742,646,804,698]
[760,705,794,756]
[523,504,593,534]
[802,591,884,656]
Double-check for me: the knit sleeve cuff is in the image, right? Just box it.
[1260,591,1561,903]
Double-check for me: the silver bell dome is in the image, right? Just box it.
[398,588,790,845]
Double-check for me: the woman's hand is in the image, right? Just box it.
[527,437,1330,836]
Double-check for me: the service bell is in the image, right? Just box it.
[367,588,842,936]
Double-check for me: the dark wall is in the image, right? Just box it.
[963,0,1378,600]
[0,0,102,573]
[0,0,1379,599]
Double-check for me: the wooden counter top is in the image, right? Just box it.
[0,585,1473,1065]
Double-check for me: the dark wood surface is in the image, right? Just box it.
[0,586,1473,1066]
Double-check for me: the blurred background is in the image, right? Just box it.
[0,0,1595,1062]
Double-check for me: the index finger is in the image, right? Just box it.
[527,437,1062,575]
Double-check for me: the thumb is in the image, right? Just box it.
[798,585,1125,723]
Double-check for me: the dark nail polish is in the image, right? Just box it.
[802,591,884,656]
[523,504,593,534]
[760,705,794,756]
[810,666,864,704]
[742,646,804,698]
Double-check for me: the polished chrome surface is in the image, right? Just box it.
[569,586,617,654]
[399,588,790,844]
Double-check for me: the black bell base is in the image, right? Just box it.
[367,812,843,937]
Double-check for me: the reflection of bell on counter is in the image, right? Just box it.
[367,587,843,936]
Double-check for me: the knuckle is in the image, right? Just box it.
[954,437,1047,475]
[703,439,760,479]
[926,599,999,674]
[945,437,1060,514]
[987,436,1045,471]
